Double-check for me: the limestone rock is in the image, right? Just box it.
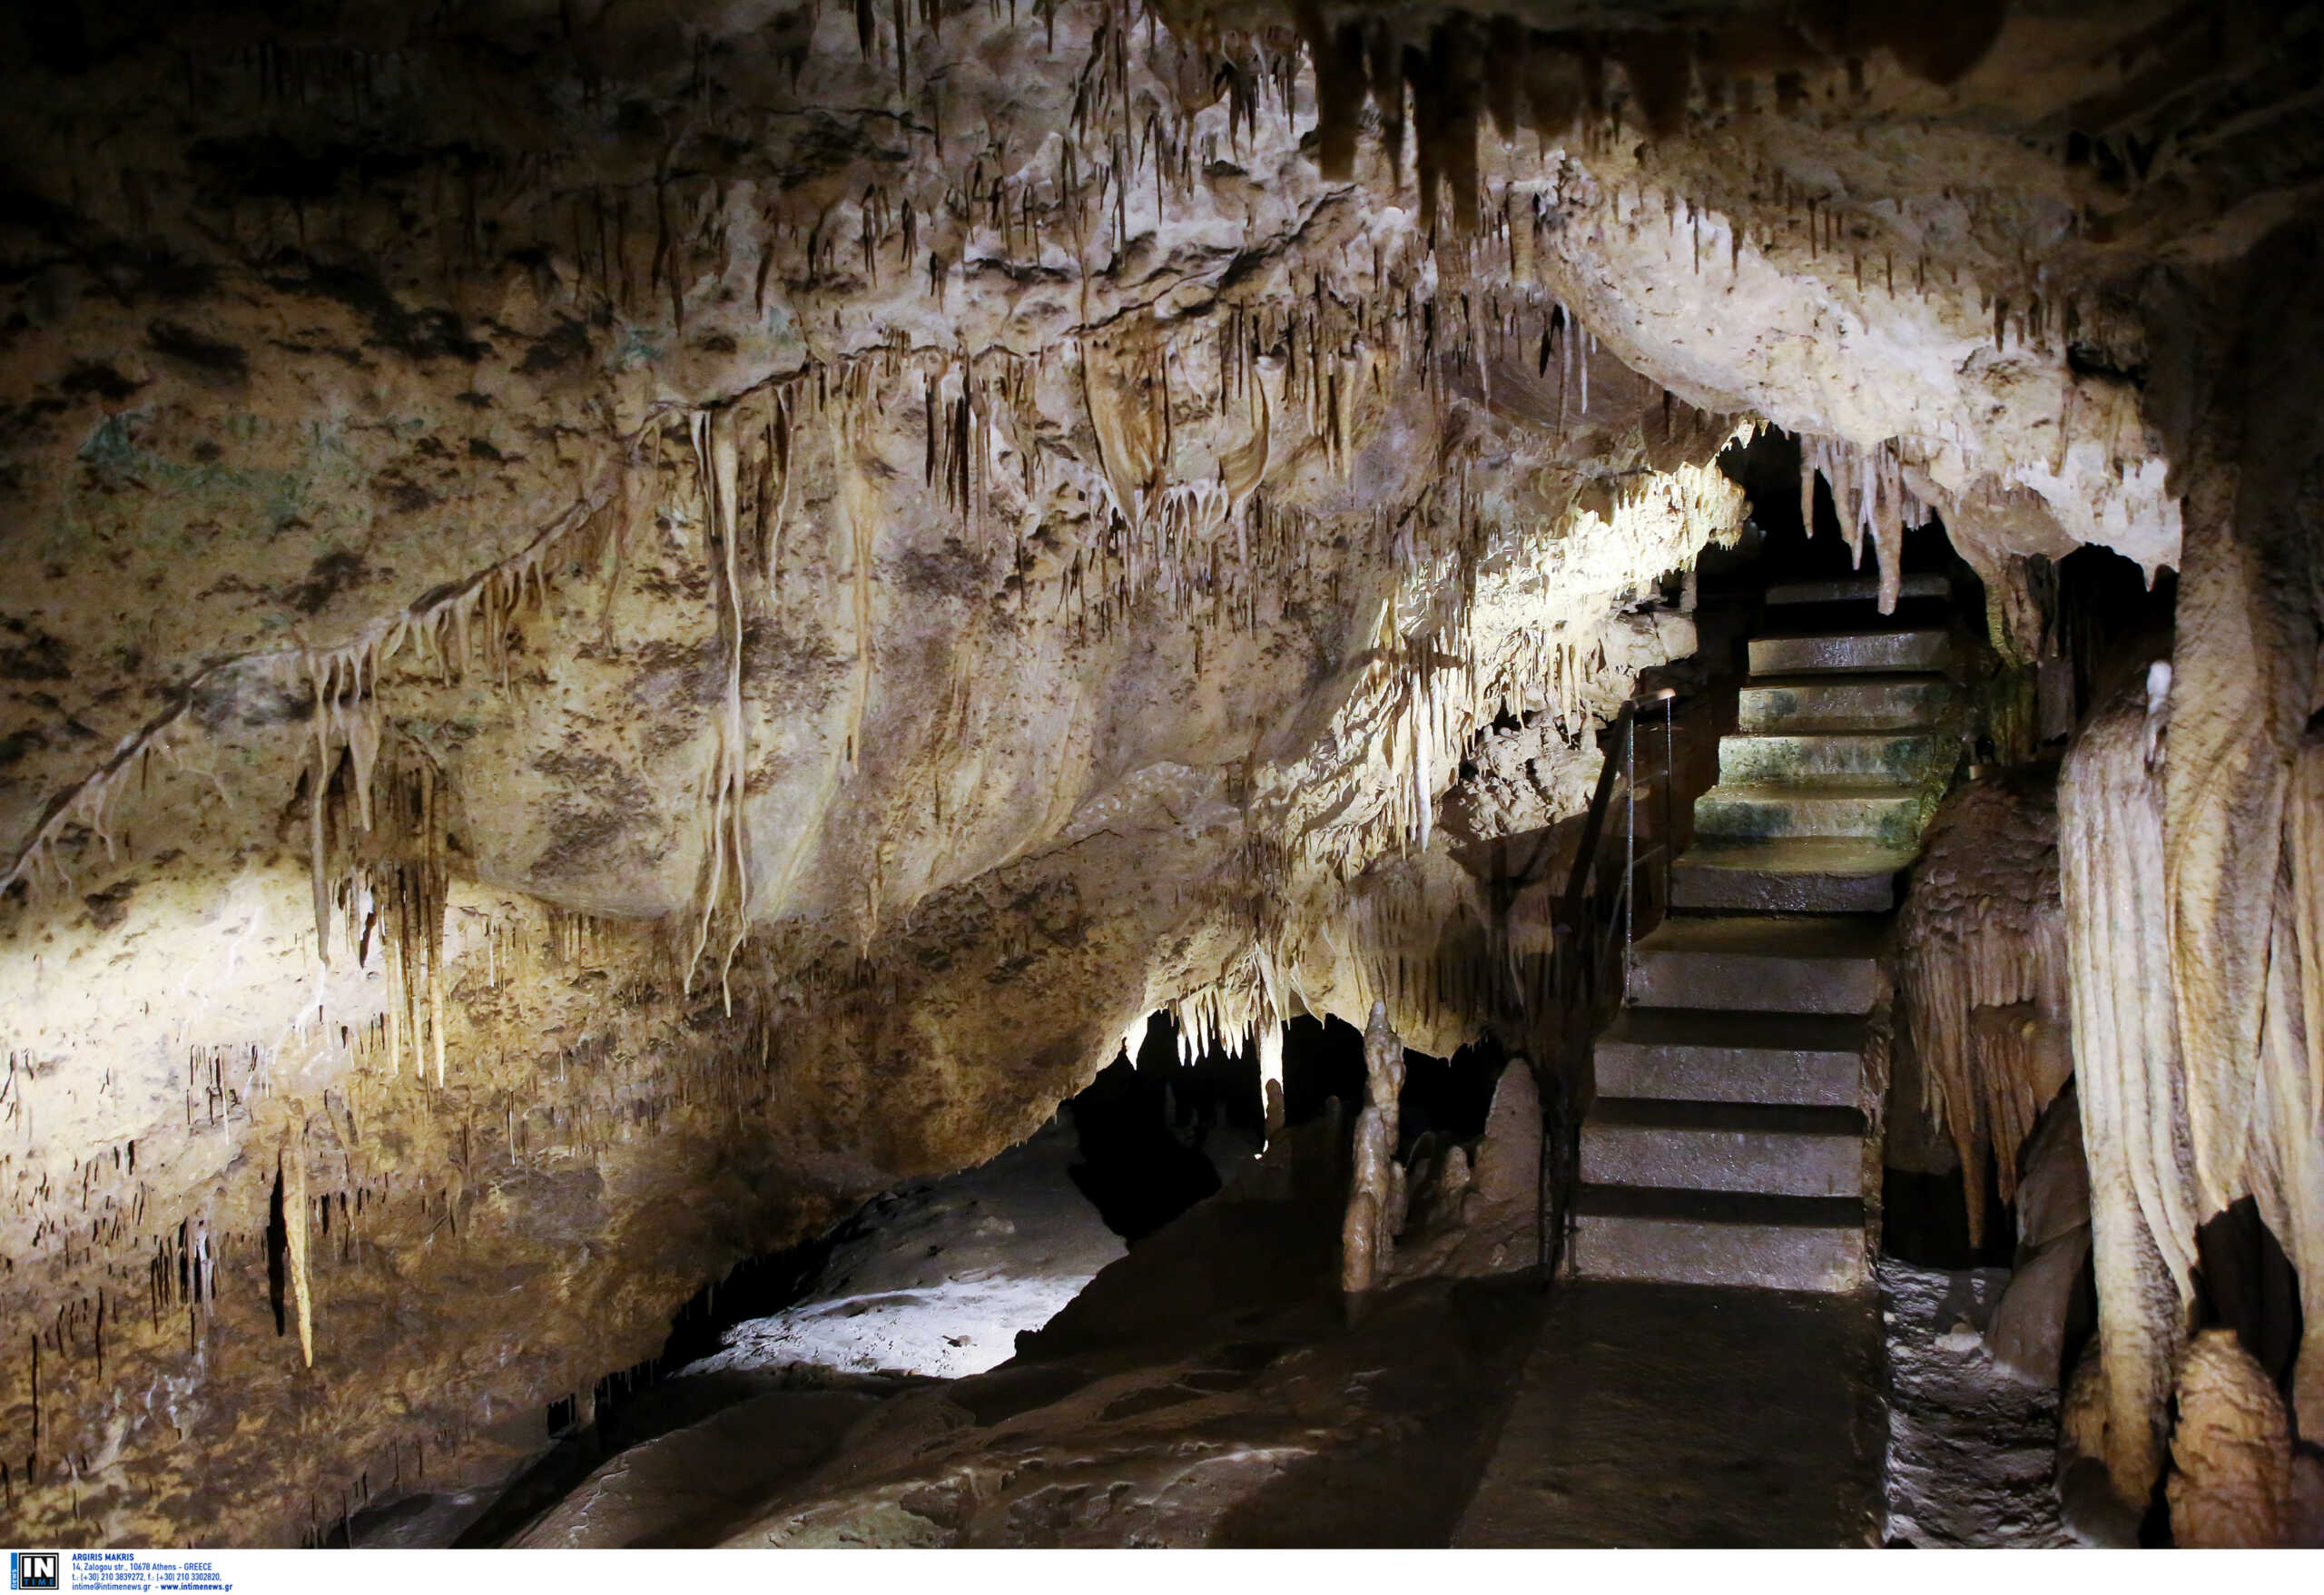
[2055,1347,2143,1549]
[2014,1085,2092,1255]
[1985,1228,2090,1389]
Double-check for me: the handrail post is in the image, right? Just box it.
[1558,702,1632,938]
[1661,690,1676,925]
[1623,713,1636,999]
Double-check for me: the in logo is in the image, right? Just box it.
[9,1553,59,1592]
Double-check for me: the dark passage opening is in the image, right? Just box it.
[1275,1012,1507,1157]
[1065,1011,1258,1245]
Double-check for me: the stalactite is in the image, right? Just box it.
[1296,6,1366,182]
[1796,433,1925,609]
[685,409,753,1009]
[3,432,649,905]
[281,1129,312,1369]
[1613,34,1691,140]
[329,738,449,1083]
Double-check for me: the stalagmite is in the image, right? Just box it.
[2167,1328,2293,1547]
[1341,1000,1404,1299]
[1256,1022,1285,1141]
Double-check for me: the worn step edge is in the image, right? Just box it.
[1667,866,1898,914]
[1574,1184,1866,1228]
[1585,1098,1866,1137]
[1571,1186,1869,1290]
[1693,784,1935,845]
[1597,1012,1867,1107]
[1601,1006,1870,1055]
[1764,574,1949,606]
[1747,630,1951,675]
[1738,676,1955,732]
[1634,911,1890,957]
[1628,954,1879,1016]
[1582,1117,1867,1198]
[1717,732,1947,786]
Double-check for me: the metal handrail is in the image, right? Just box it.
[1541,687,1687,1271]
[1557,702,1635,939]
[1554,692,1684,1006]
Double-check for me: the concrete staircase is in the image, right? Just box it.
[1570,575,1957,1294]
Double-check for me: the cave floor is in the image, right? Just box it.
[1455,1278,1886,1548]
[410,1117,2069,1549]
[435,1264,2075,1548]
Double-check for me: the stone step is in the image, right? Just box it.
[1571,1186,1869,1292]
[1595,1009,1867,1108]
[1627,914,1884,1014]
[1738,674,1953,734]
[1581,1098,1866,1197]
[1668,838,1915,913]
[1693,783,1934,848]
[1764,573,1950,607]
[1747,628,1950,676]
[1718,732,1948,789]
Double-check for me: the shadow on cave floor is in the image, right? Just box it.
[1456,1279,1887,1548]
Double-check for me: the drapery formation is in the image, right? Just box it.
[2159,223,2324,1456]
[2060,677,2202,1505]
[2060,221,2324,1514]
[1898,774,2071,1245]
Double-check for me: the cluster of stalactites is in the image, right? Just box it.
[286,468,638,1085]
[1797,434,1932,612]
[1293,4,2011,233]
[326,741,453,1088]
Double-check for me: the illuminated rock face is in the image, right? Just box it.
[0,0,2320,1546]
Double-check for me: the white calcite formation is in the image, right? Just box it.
[2059,678,2200,1511]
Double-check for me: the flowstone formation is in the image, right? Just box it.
[2,0,2322,1547]
[1898,770,2069,1246]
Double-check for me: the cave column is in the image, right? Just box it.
[2156,222,2324,1449]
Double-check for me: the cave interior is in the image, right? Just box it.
[3,0,2323,1554]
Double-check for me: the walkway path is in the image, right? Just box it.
[1454,1278,1886,1547]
